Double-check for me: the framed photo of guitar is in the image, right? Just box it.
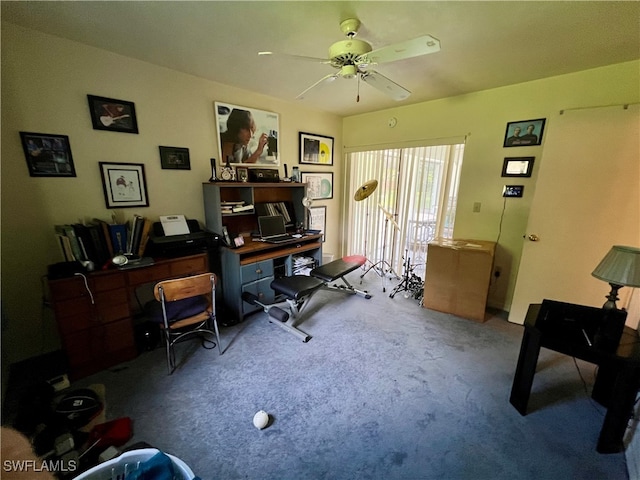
[87,94,139,134]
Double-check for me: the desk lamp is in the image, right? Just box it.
[591,245,640,310]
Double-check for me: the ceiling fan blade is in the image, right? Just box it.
[360,71,411,101]
[296,73,339,100]
[357,35,440,66]
[258,51,331,64]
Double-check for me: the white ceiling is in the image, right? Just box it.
[2,1,639,117]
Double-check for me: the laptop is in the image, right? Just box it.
[258,215,295,243]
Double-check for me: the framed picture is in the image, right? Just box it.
[502,157,535,177]
[301,172,333,200]
[308,206,326,242]
[99,162,149,208]
[503,118,546,147]
[19,131,76,177]
[159,146,191,170]
[214,101,279,166]
[236,166,249,182]
[87,94,139,134]
[299,132,334,165]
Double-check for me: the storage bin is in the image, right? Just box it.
[73,448,195,480]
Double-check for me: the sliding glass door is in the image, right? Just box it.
[346,143,464,279]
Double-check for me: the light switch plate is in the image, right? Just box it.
[503,185,524,197]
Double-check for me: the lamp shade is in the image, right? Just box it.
[591,245,640,287]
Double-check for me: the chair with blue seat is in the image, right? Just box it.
[150,273,222,374]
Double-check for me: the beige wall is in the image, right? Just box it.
[1,23,342,364]
[343,60,640,312]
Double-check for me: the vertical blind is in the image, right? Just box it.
[346,143,464,279]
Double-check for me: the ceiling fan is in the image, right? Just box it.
[258,18,440,102]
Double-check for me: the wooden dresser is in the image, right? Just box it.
[48,253,208,379]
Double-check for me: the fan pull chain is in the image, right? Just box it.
[357,74,360,103]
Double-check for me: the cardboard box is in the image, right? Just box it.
[422,239,496,322]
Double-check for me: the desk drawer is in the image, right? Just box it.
[169,255,208,276]
[241,277,275,315]
[241,261,273,284]
[127,264,171,286]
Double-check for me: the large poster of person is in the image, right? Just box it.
[215,102,280,166]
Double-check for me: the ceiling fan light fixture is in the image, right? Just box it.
[341,65,357,79]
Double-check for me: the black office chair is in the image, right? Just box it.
[151,273,222,374]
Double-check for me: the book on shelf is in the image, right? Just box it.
[232,204,254,213]
[56,233,75,262]
[54,225,86,262]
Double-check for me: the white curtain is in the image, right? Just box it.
[346,143,464,279]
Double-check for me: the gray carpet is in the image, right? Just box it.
[71,272,629,479]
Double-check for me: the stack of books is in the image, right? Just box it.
[55,215,153,268]
[221,201,254,214]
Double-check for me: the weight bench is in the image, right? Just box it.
[241,255,371,342]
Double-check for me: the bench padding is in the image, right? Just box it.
[310,255,367,282]
[271,275,324,300]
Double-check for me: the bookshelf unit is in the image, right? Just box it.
[202,182,321,321]
[202,182,307,237]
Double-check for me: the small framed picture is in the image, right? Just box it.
[234,235,245,248]
[502,157,535,177]
[159,146,191,170]
[19,131,76,177]
[236,166,249,182]
[87,94,139,134]
[308,206,326,242]
[99,162,149,208]
[301,172,333,200]
[503,118,546,147]
[299,132,334,165]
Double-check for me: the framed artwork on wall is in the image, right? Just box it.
[308,206,326,242]
[214,101,279,166]
[87,95,139,134]
[301,172,333,200]
[19,131,76,177]
[503,118,546,147]
[502,157,535,177]
[299,132,334,165]
[159,146,191,170]
[99,162,149,208]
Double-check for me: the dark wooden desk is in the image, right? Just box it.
[510,302,640,453]
[48,253,209,379]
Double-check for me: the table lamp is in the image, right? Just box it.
[591,245,640,310]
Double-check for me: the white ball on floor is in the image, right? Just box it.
[253,410,269,429]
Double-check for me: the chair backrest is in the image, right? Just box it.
[154,273,216,303]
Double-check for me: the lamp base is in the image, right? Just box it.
[602,283,622,310]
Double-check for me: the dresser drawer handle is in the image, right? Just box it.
[256,269,262,274]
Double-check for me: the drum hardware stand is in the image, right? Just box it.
[389,250,425,301]
[359,210,400,292]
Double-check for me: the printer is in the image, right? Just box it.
[146,219,220,257]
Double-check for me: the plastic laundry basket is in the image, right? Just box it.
[72,448,195,480]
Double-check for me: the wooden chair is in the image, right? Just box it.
[153,273,222,374]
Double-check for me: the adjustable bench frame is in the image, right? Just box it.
[242,255,371,342]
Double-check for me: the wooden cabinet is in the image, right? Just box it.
[48,253,208,379]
